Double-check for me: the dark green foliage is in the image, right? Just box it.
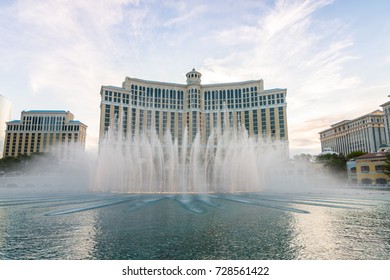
[293,153,313,162]
[383,152,390,176]
[316,153,347,179]
[0,153,59,176]
[346,151,367,160]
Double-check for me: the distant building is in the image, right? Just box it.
[0,95,12,158]
[99,69,289,155]
[354,152,389,185]
[380,100,390,143]
[319,110,387,155]
[318,147,338,156]
[3,110,87,159]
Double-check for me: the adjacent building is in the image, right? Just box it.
[380,99,390,144]
[319,110,386,155]
[0,95,12,158]
[353,152,389,185]
[3,110,87,159]
[99,69,288,153]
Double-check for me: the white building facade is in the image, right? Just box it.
[380,100,390,144]
[319,110,387,155]
[99,69,289,152]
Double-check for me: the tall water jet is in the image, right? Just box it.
[92,124,287,194]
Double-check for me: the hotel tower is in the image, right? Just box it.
[3,110,87,159]
[99,69,288,152]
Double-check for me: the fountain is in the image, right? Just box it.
[92,124,288,194]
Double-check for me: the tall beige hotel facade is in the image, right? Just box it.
[3,110,87,159]
[99,69,288,153]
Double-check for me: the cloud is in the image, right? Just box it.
[199,0,360,155]
[0,0,142,150]
[163,5,207,27]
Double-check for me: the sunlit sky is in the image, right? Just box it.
[1,0,390,156]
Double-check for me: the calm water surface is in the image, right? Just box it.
[0,188,389,259]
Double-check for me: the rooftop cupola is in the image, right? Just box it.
[186,68,202,85]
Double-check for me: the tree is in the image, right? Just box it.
[316,153,347,179]
[293,153,313,162]
[0,153,59,176]
[346,151,367,161]
[383,152,390,176]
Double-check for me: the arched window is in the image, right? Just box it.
[376,178,387,185]
[362,178,372,185]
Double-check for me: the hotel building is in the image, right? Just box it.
[319,110,387,155]
[380,100,390,143]
[3,110,87,159]
[99,69,288,151]
[0,95,12,158]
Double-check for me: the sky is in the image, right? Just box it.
[1,0,390,156]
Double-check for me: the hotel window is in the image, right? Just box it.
[213,112,218,130]
[244,111,250,132]
[253,110,258,135]
[170,112,175,140]
[221,112,225,130]
[139,109,144,132]
[123,107,128,137]
[192,111,197,138]
[261,109,267,136]
[361,166,370,173]
[270,108,275,137]
[178,113,182,144]
[155,111,160,136]
[228,111,233,127]
[279,107,285,138]
[206,113,210,139]
[163,112,167,134]
[147,110,152,130]
[131,108,136,135]
[375,165,384,173]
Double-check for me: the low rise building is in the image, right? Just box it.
[354,152,389,185]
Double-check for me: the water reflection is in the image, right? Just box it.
[0,191,390,259]
[291,206,343,259]
[291,194,390,259]
[0,194,98,259]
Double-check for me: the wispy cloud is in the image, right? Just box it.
[0,0,142,150]
[200,0,360,155]
[163,5,207,27]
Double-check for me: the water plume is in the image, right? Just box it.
[92,124,288,194]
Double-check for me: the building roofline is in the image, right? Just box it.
[202,80,263,88]
[381,100,390,107]
[23,110,69,114]
[355,152,387,160]
[124,77,187,88]
[319,109,384,134]
[122,77,268,89]
[69,120,88,127]
[101,85,128,91]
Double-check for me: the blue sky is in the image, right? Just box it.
[1,0,390,156]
